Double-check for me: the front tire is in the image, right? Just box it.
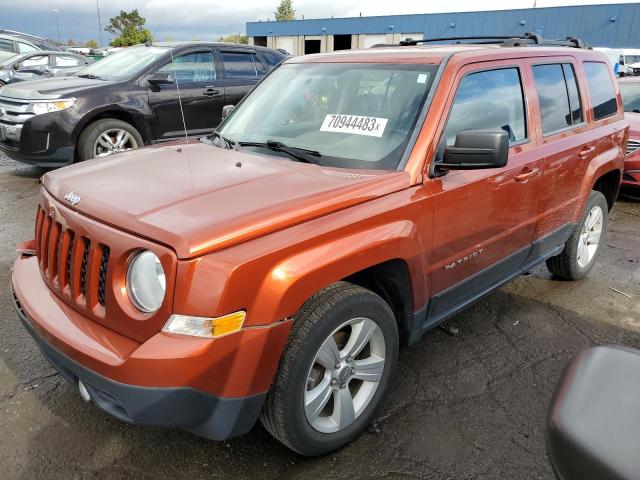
[546,190,608,280]
[260,282,399,456]
[77,118,143,161]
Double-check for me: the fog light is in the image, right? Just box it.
[78,380,91,402]
[162,311,246,338]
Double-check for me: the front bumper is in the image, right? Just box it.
[10,254,292,440]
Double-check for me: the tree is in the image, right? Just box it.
[86,39,98,49]
[217,33,248,44]
[274,0,295,21]
[105,9,153,47]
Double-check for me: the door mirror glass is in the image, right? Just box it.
[222,104,235,120]
[432,129,509,177]
[13,63,21,70]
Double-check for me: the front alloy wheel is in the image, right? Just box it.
[305,317,386,433]
[93,128,139,157]
[260,282,398,456]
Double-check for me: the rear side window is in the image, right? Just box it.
[443,67,527,146]
[583,62,618,120]
[55,54,81,67]
[532,63,583,135]
[262,51,283,68]
[221,51,258,79]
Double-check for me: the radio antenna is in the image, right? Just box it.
[169,48,189,144]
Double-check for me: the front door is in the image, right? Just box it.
[13,53,50,81]
[425,60,543,327]
[147,48,224,140]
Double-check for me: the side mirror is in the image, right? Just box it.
[13,63,21,70]
[431,129,509,177]
[147,72,174,85]
[222,104,235,120]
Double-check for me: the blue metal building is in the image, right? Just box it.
[246,3,640,55]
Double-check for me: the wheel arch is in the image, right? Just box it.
[245,221,426,338]
[72,107,151,147]
[592,169,621,211]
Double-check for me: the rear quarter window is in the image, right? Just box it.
[583,61,618,120]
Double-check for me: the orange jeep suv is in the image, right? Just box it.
[10,34,627,455]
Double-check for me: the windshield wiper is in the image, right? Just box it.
[76,73,103,80]
[207,130,237,150]
[237,140,321,164]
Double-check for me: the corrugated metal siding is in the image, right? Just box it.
[247,3,640,48]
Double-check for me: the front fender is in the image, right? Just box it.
[249,220,424,326]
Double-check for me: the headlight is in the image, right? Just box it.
[28,99,76,115]
[163,311,246,338]
[126,250,166,313]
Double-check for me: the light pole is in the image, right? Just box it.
[96,0,103,48]
[52,9,61,43]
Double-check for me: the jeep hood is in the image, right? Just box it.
[43,142,410,259]
[0,76,110,100]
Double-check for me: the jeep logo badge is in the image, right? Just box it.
[64,191,81,206]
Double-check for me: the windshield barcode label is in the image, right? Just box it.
[320,114,388,137]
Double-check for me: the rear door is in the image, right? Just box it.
[425,60,543,326]
[218,48,265,107]
[147,48,225,140]
[525,57,593,240]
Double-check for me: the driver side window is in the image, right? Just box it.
[157,50,215,84]
[443,67,527,146]
[21,55,49,68]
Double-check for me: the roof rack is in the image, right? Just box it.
[397,32,590,49]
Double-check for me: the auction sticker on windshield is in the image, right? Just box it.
[320,114,388,138]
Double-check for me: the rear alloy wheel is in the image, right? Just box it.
[77,118,143,161]
[260,282,398,456]
[546,190,609,280]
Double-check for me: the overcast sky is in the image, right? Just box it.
[0,0,636,45]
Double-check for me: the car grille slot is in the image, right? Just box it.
[80,238,91,297]
[34,204,111,312]
[627,139,640,156]
[98,246,110,307]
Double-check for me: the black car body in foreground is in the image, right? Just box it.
[0,52,93,85]
[0,42,287,166]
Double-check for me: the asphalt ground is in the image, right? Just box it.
[1,152,639,479]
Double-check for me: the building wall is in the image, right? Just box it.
[247,3,640,54]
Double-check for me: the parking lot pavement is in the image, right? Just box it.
[1,152,639,480]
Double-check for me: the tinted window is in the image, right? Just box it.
[262,51,283,68]
[563,64,583,124]
[55,54,81,67]
[583,62,617,120]
[158,50,215,83]
[533,63,583,135]
[252,53,266,75]
[619,83,640,113]
[0,38,13,53]
[18,41,37,53]
[221,51,258,79]
[443,68,526,146]
[21,55,49,67]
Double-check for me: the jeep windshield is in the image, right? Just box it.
[75,45,169,82]
[216,63,438,170]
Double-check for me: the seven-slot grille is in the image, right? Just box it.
[35,205,110,310]
[627,139,640,156]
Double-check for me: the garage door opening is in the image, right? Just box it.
[304,39,321,54]
[253,36,267,47]
[333,35,351,51]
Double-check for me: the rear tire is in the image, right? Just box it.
[77,118,143,161]
[260,281,399,456]
[546,191,608,280]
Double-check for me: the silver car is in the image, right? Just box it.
[0,51,94,86]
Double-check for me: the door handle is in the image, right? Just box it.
[202,88,221,97]
[514,167,539,182]
[578,146,596,159]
